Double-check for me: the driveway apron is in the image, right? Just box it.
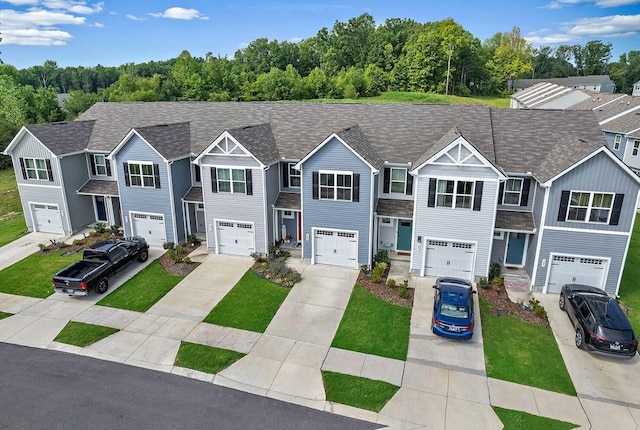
[217,262,358,409]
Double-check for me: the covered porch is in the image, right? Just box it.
[77,179,121,227]
[272,192,302,253]
[493,210,536,290]
[182,186,206,241]
[375,198,414,257]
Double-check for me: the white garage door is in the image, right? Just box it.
[217,221,255,255]
[546,255,607,294]
[425,240,475,280]
[31,204,63,234]
[132,212,166,246]
[313,229,358,268]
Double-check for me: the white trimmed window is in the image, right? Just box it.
[217,168,246,193]
[390,168,407,193]
[502,178,523,205]
[288,163,300,188]
[94,154,108,176]
[320,171,352,201]
[24,158,49,180]
[128,162,155,187]
[436,179,474,209]
[634,140,640,156]
[613,134,622,151]
[567,191,614,223]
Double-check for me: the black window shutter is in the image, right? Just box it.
[406,174,413,195]
[610,194,624,226]
[473,181,483,211]
[312,172,319,199]
[282,163,289,188]
[19,158,27,179]
[498,182,505,204]
[428,178,436,207]
[557,190,570,221]
[153,163,161,189]
[353,174,360,202]
[520,179,531,207]
[194,165,200,182]
[123,162,130,186]
[383,168,390,193]
[105,159,112,176]
[45,159,54,182]
[89,154,96,175]
[210,167,217,193]
[246,169,253,195]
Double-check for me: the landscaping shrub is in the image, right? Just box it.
[374,250,389,264]
[478,277,490,289]
[489,262,502,280]
[530,298,548,320]
[93,222,106,234]
[182,256,192,264]
[398,283,409,299]
[370,262,388,283]
[37,243,47,251]
[110,225,120,235]
[72,239,83,246]
[163,242,175,250]
[387,278,396,287]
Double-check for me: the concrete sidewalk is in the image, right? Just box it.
[0,231,66,271]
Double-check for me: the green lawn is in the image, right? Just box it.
[0,251,82,298]
[174,341,245,374]
[332,284,411,361]
[203,270,290,332]
[618,213,640,331]
[96,260,183,312]
[0,168,27,247]
[316,91,510,108]
[54,321,119,347]
[322,371,400,412]
[493,407,579,430]
[0,311,12,320]
[481,298,576,396]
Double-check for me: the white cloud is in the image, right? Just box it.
[0,9,85,27]
[92,21,103,27]
[0,0,39,5]
[544,0,640,8]
[567,14,640,36]
[150,7,208,20]
[1,28,73,45]
[126,13,146,21]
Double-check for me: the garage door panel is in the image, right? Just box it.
[314,229,357,268]
[32,204,63,234]
[425,240,474,281]
[132,213,166,246]
[547,255,606,294]
[217,221,255,255]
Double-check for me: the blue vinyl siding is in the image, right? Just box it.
[170,158,192,244]
[301,137,373,265]
[604,131,625,160]
[114,135,175,243]
[524,183,546,277]
[60,154,94,233]
[280,161,301,193]
[545,152,639,232]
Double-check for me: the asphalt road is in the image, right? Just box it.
[0,343,382,430]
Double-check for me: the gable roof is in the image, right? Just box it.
[9,120,95,156]
[134,122,191,160]
[335,124,384,169]
[411,126,462,169]
[601,109,640,135]
[227,123,280,165]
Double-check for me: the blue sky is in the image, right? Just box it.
[1,0,640,69]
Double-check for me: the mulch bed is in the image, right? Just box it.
[158,244,202,277]
[357,267,414,308]
[477,282,549,326]
[37,234,110,255]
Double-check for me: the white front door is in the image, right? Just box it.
[546,255,607,294]
[313,228,358,268]
[216,221,255,255]
[132,212,166,246]
[425,240,475,280]
[31,204,63,234]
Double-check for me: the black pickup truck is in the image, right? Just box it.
[52,237,149,296]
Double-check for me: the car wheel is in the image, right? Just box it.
[575,328,585,349]
[95,278,109,295]
[559,293,566,310]
[137,249,149,262]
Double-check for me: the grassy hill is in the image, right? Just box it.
[316,91,510,108]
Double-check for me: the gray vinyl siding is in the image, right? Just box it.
[60,153,94,233]
[301,137,373,265]
[604,132,625,160]
[114,135,175,243]
[18,184,67,233]
[265,164,280,243]
[524,183,546,277]
[534,229,627,295]
[170,158,192,244]
[412,164,501,279]
[87,152,115,180]
[201,154,260,168]
[622,137,640,171]
[377,166,414,201]
[497,176,534,211]
[12,133,61,186]
[202,166,267,253]
[490,235,507,263]
[545,152,639,232]
[280,161,301,194]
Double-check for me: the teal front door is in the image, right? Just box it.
[505,232,526,265]
[397,220,412,251]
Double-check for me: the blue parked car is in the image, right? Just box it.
[432,277,476,340]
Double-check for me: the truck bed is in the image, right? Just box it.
[54,260,106,280]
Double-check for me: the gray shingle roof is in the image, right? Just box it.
[516,75,612,90]
[77,179,119,196]
[25,120,95,156]
[134,122,191,160]
[74,102,606,180]
[376,199,414,218]
[601,109,640,135]
[227,123,280,165]
[567,93,625,111]
[335,124,384,170]
[183,186,203,202]
[495,210,535,232]
[592,96,640,123]
[412,126,462,169]
[274,192,301,210]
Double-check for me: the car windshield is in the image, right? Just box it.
[439,302,469,319]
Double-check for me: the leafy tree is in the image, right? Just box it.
[583,40,612,75]
[485,27,532,92]
[21,86,65,123]
[63,90,101,119]
[0,75,27,168]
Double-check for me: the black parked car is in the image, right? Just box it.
[559,284,637,358]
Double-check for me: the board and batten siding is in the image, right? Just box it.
[265,164,280,243]
[201,166,268,253]
[535,229,627,295]
[200,154,261,168]
[524,182,547,277]
[545,152,639,232]
[18,184,67,233]
[60,153,94,233]
[170,158,193,244]
[300,137,374,265]
[12,133,61,187]
[411,164,501,279]
[114,135,175,243]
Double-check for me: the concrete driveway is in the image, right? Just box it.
[0,231,67,271]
